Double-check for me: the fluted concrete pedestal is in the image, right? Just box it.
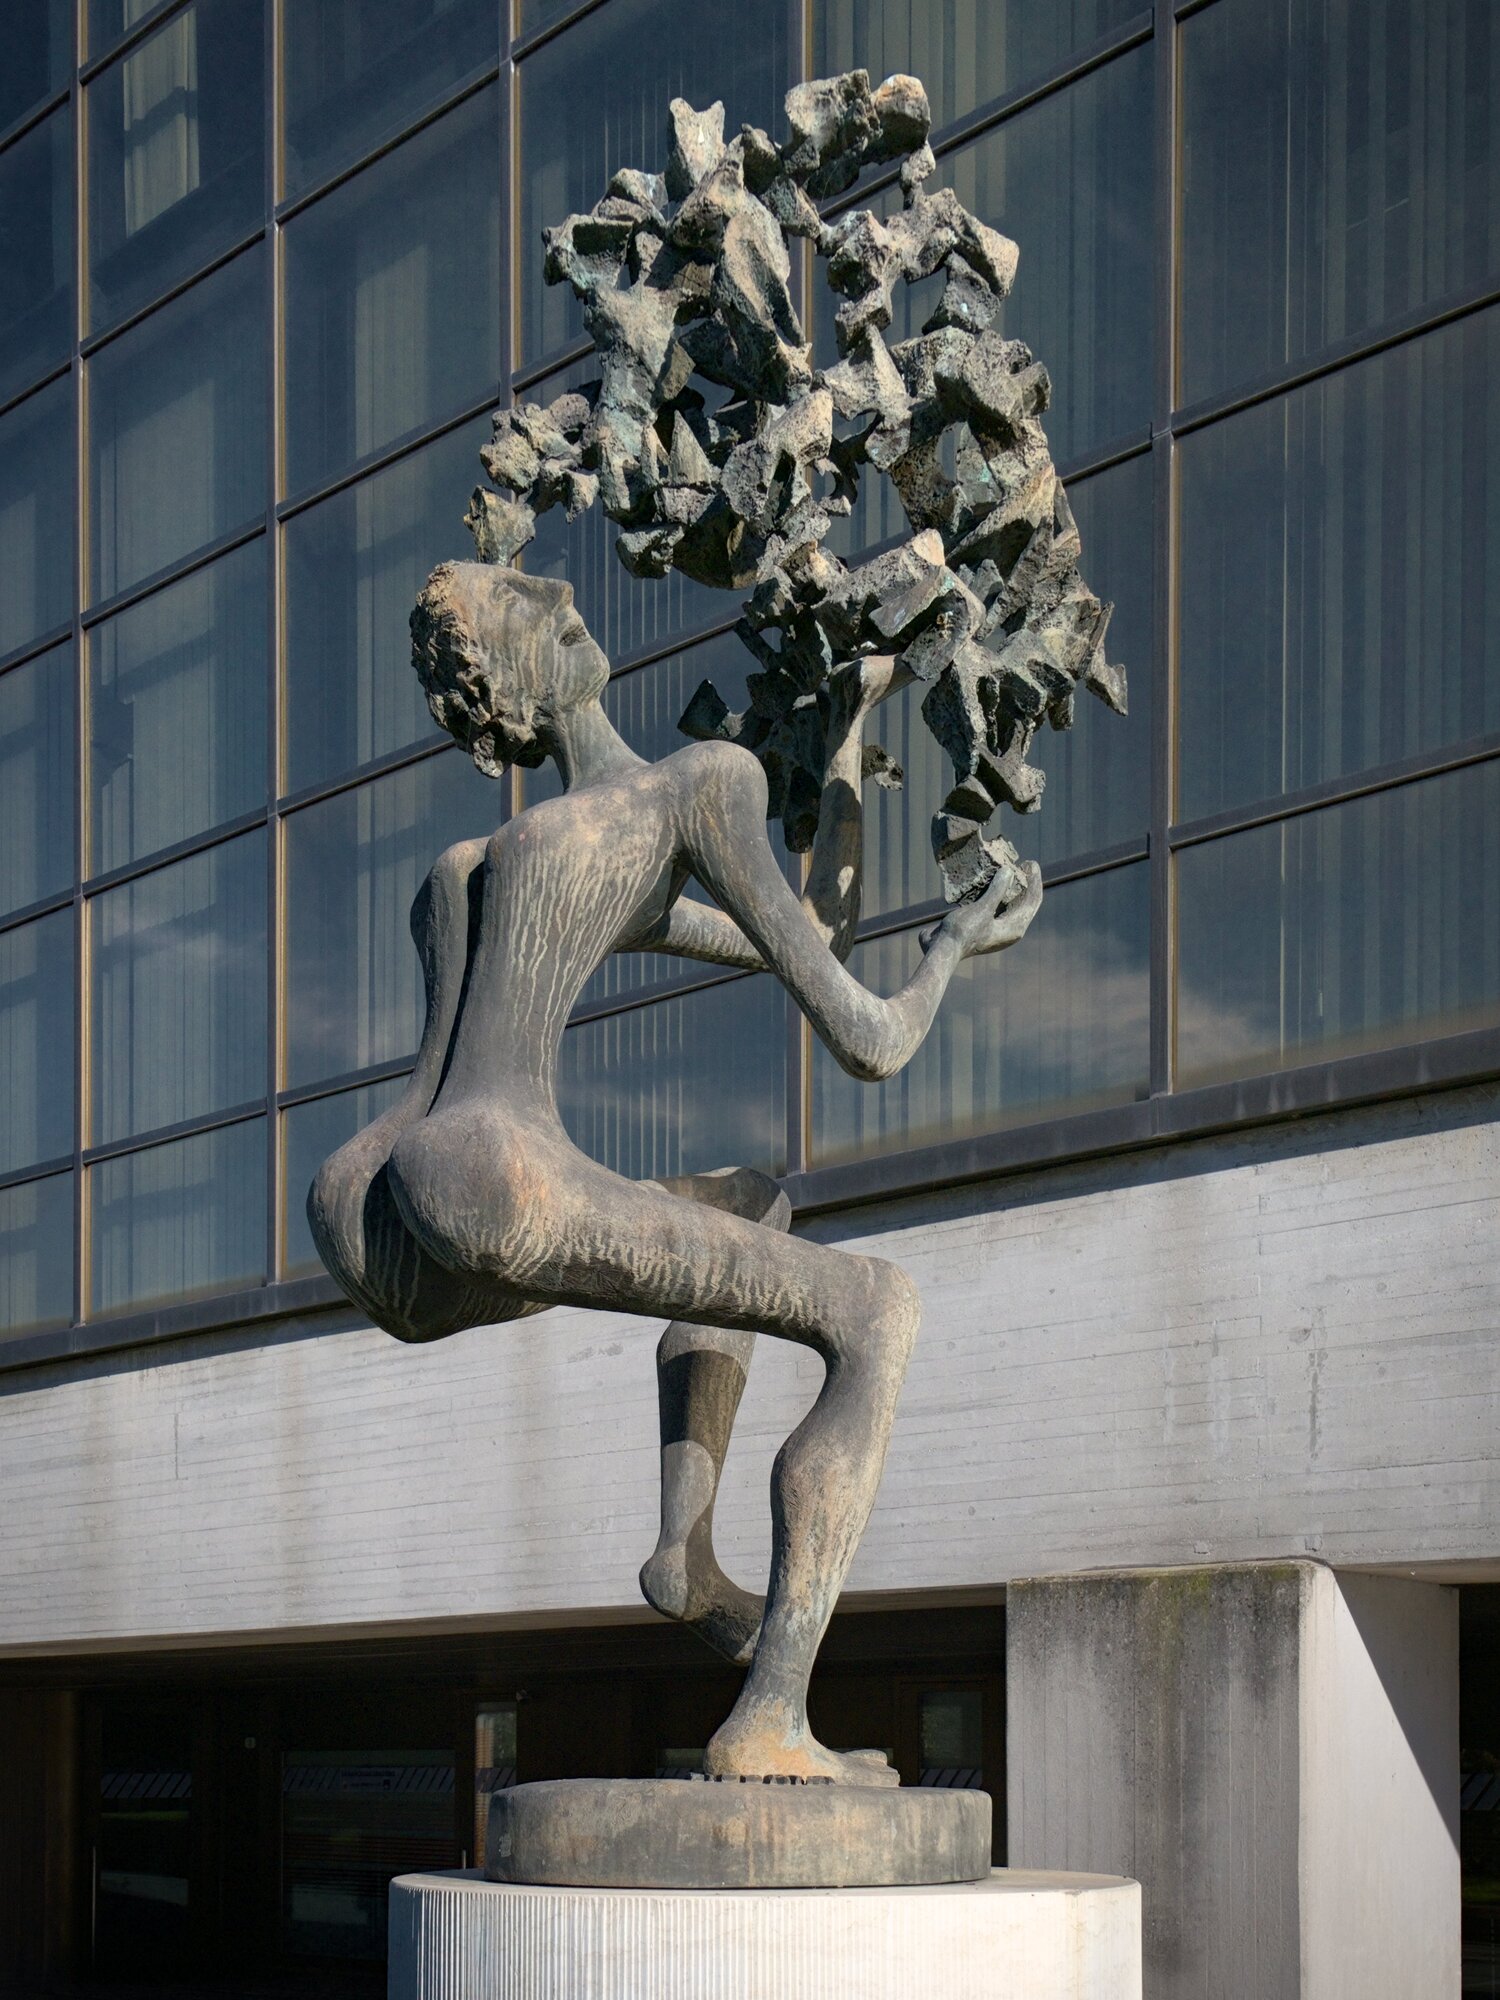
[387,1869,1141,2000]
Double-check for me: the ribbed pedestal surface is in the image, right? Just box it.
[388,1869,1142,2000]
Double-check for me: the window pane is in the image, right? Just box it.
[283,419,487,793]
[1179,0,1500,408]
[88,248,266,603]
[517,0,791,365]
[811,863,1148,1165]
[281,0,496,199]
[280,1075,406,1278]
[1,0,70,133]
[919,1688,983,1787]
[1176,763,1500,1090]
[283,752,499,1087]
[90,539,267,872]
[86,0,265,334]
[0,375,74,660]
[558,975,787,1180]
[0,642,74,916]
[91,830,267,1144]
[854,452,1154,920]
[89,1118,265,1315]
[282,86,499,497]
[517,0,578,36]
[0,105,72,406]
[816,0,1143,136]
[0,910,74,1175]
[1178,311,1500,825]
[0,1172,72,1338]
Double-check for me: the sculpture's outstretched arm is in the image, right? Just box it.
[682,743,1041,1082]
[622,894,766,971]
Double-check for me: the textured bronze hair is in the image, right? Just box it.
[410,563,576,775]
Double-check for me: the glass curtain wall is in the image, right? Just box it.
[0,0,1496,1350]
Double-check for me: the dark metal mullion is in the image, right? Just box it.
[511,337,594,396]
[79,225,268,358]
[0,621,74,681]
[84,1101,268,1170]
[0,1159,74,1198]
[568,961,757,1029]
[817,10,1155,221]
[277,1058,415,1113]
[1170,278,1500,441]
[277,737,457,819]
[81,809,269,898]
[70,0,87,1326]
[80,521,266,632]
[275,389,502,524]
[265,0,284,1287]
[1168,735,1500,852]
[272,60,502,225]
[509,0,614,65]
[0,361,72,428]
[607,611,743,684]
[0,84,71,157]
[500,8,521,829]
[1147,6,1179,1102]
[0,889,74,939]
[852,840,1153,950]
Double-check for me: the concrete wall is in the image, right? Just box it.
[0,1083,1496,1653]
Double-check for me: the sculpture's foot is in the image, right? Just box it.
[639,1545,763,1668]
[704,1706,900,1788]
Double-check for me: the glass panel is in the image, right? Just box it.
[86,0,265,334]
[1176,762,1500,1090]
[517,0,580,36]
[281,0,497,199]
[0,910,74,1175]
[95,1705,194,1977]
[281,1748,455,1959]
[0,1172,72,1339]
[1,0,70,133]
[283,751,500,1087]
[0,642,74,916]
[473,1703,518,1865]
[856,452,1153,921]
[282,86,499,497]
[816,0,1143,136]
[0,105,72,406]
[283,418,487,793]
[1179,311,1500,825]
[90,539,266,872]
[517,0,791,364]
[88,247,266,603]
[89,1117,265,1314]
[558,975,787,1179]
[812,863,1148,1165]
[91,830,267,1143]
[1179,0,1500,409]
[280,1074,405,1277]
[919,1688,983,1788]
[0,375,74,660]
[817,43,1153,555]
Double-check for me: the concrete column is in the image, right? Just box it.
[1006,1563,1459,2000]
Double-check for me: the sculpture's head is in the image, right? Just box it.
[410,562,609,775]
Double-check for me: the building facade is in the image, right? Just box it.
[0,0,1496,1991]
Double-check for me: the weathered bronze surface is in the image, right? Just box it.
[310,69,1122,1849]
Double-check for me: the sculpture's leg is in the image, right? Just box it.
[638,1167,789,1666]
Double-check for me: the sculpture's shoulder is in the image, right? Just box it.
[657,736,768,806]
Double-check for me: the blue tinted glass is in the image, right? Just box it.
[90,830,268,1144]
[282,87,499,497]
[283,419,487,793]
[281,0,497,199]
[0,910,75,1175]
[88,248,265,603]
[1,0,70,133]
[280,1075,405,1278]
[90,539,267,872]
[0,105,72,405]
[0,642,74,917]
[0,375,74,660]
[0,1173,73,1339]
[86,0,265,334]
[1176,763,1500,1089]
[90,1118,265,1315]
[812,863,1149,1165]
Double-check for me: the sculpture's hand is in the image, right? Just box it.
[921,860,1043,960]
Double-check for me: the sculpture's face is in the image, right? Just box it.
[411,562,609,775]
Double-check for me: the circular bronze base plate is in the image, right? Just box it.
[485,1778,992,1889]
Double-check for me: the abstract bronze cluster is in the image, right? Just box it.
[466,68,1126,901]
